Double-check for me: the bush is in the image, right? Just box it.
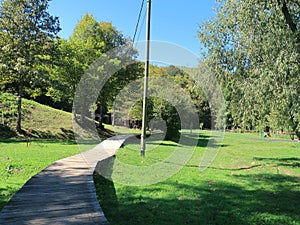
[154,99,181,142]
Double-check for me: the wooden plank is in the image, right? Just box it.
[0,135,131,224]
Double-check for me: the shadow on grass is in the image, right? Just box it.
[151,142,178,147]
[0,121,115,141]
[254,157,300,168]
[0,188,10,211]
[0,186,20,211]
[0,126,76,140]
[0,138,77,145]
[29,128,74,139]
[95,172,300,225]
[0,124,17,139]
[123,132,217,149]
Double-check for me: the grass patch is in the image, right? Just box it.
[94,131,300,225]
[0,140,80,210]
[104,124,151,136]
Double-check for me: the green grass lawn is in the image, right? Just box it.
[94,131,300,225]
[1,130,299,224]
[0,140,80,210]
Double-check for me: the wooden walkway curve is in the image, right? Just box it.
[0,135,131,225]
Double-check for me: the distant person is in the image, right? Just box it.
[264,126,271,137]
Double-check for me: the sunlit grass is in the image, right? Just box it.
[95,131,300,225]
[1,129,299,224]
[0,140,80,210]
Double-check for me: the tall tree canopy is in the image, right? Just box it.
[0,0,60,131]
[199,0,300,137]
[46,14,142,111]
[49,14,143,127]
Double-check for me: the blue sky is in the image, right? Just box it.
[48,0,216,59]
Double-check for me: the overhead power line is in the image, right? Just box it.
[133,0,146,44]
[135,9,147,46]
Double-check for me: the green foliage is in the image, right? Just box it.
[199,0,300,135]
[129,97,181,141]
[129,98,154,122]
[69,14,126,61]
[114,64,212,140]
[153,98,181,141]
[0,0,61,131]
[46,14,143,117]
[0,92,36,128]
[44,38,83,110]
[0,92,17,126]
[0,0,60,89]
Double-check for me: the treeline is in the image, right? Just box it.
[2,0,297,138]
[199,0,300,138]
[0,0,212,136]
[0,0,144,132]
[112,65,212,140]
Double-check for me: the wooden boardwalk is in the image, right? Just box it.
[0,135,131,225]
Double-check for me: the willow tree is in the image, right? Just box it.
[199,0,300,137]
[0,0,60,132]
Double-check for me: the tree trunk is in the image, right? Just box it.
[16,95,22,132]
[296,131,300,141]
[279,0,297,33]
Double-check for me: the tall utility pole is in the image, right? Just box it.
[140,0,151,157]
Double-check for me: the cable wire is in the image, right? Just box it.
[133,0,146,44]
[134,9,146,47]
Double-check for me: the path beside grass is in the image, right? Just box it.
[0,135,131,225]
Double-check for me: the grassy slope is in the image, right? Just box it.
[0,96,115,140]
[0,95,74,139]
[22,99,74,138]
[95,131,300,225]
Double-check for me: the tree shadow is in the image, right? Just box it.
[253,157,300,168]
[0,121,115,141]
[94,156,119,221]
[0,138,78,145]
[0,187,16,211]
[0,124,17,139]
[95,172,300,225]
[123,132,217,148]
[149,142,178,147]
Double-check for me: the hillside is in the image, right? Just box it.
[0,93,74,139]
[0,93,113,139]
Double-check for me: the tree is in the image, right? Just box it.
[199,0,300,137]
[44,38,84,111]
[44,14,132,111]
[114,65,201,141]
[64,14,143,127]
[0,0,60,132]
